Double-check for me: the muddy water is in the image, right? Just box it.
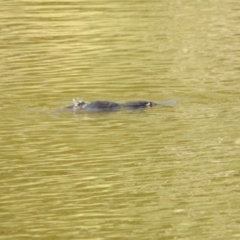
[1,0,240,239]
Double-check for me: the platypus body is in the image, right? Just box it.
[65,99,176,112]
[65,99,121,112]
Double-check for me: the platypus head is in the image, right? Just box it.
[146,101,158,107]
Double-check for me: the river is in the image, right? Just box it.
[0,0,240,239]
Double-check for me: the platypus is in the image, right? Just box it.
[65,99,121,112]
[65,99,177,112]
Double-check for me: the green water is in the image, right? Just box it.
[1,0,240,239]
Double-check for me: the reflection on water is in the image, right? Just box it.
[1,0,240,239]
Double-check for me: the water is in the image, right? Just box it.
[1,0,240,239]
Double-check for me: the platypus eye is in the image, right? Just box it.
[146,102,152,107]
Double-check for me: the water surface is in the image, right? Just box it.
[1,0,240,239]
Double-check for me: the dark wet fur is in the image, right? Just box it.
[65,99,177,112]
[122,101,157,109]
[84,101,120,112]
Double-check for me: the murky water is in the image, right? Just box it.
[1,0,240,239]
